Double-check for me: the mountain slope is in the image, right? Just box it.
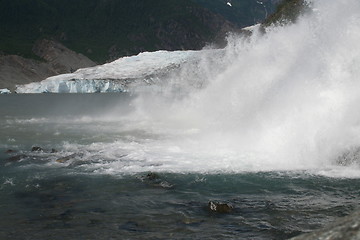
[1,0,302,91]
[0,40,95,91]
[0,0,244,63]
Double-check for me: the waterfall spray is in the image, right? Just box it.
[128,0,360,172]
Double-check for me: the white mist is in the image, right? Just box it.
[123,0,360,173]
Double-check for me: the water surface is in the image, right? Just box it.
[1,94,359,240]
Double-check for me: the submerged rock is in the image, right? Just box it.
[290,210,360,240]
[139,172,174,189]
[145,172,160,181]
[6,154,26,162]
[31,146,58,153]
[208,201,233,214]
[4,149,17,154]
[31,146,43,152]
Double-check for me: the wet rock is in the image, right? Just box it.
[208,201,233,214]
[51,148,58,153]
[290,210,360,240]
[6,154,26,162]
[31,146,43,152]
[139,172,174,189]
[4,149,17,154]
[146,172,160,181]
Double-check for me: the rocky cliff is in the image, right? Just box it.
[0,40,95,91]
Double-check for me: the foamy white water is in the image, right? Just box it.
[111,0,360,174]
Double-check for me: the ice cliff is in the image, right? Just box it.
[15,50,200,93]
[0,88,10,94]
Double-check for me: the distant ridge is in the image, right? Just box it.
[0,0,278,63]
[0,0,306,91]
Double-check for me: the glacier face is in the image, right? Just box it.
[15,50,200,94]
[0,88,11,94]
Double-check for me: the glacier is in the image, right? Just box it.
[14,23,261,95]
[15,50,202,94]
[0,88,11,94]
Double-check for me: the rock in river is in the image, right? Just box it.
[139,172,174,189]
[31,146,44,152]
[208,201,233,214]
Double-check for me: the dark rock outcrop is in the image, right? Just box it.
[0,54,57,91]
[31,146,43,152]
[32,39,96,74]
[139,172,174,189]
[208,201,233,213]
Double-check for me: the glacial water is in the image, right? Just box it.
[2,0,360,239]
[0,93,359,240]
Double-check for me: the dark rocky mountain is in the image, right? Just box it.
[0,40,95,91]
[0,0,281,63]
[0,0,304,91]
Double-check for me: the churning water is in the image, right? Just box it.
[1,0,360,239]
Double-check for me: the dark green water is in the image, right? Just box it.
[1,166,359,240]
[1,94,360,239]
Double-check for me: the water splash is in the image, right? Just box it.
[125,0,360,173]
